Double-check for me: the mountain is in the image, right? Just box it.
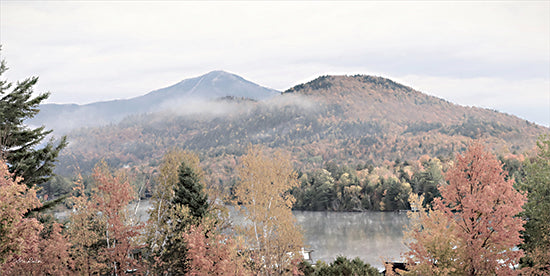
[29,71,280,133]
[54,74,548,184]
[140,70,279,101]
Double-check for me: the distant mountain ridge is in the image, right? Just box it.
[143,70,279,100]
[54,73,548,180]
[29,70,280,133]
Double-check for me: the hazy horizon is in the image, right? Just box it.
[1,1,549,126]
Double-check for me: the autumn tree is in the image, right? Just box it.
[520,135,550,274]
[0,158,42,272]
[234,145,304,275]
[145,149,208,274]
[405,143,526,275]
[0,56,67,188]
[7,221,73,275]
[403,193,465,275]
[67,175,106,274]
[439,143,526,275]
[67,161,142,275]
[35,222,73,274]
[92,161,142,275]
[0,158,72,275]
[183,217,252,276]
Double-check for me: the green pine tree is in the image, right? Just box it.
[520,135,550,273]
[173,160,209,219]
[161,157,210,274]
[0,56,67,188]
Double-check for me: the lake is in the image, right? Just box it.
[134,200,409,269]
[62,199,410,270]
[293,210,409,269]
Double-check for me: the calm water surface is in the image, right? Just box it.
[63,199,410,269]
[293,211,409,269]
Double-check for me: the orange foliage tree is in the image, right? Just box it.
[9,221,73,275]
[0,159,42,273]
[183,217,252,276]
[0,159,71,274]
[403,193,465,275]
[35,222,73,274]
[404,143,526,275]
[0,158,41,261]
[438,143,526,275]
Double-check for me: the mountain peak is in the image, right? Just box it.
[198,70,242,83]
[204,70,231,76]
[285,74,415,95]
[142,70,279,102]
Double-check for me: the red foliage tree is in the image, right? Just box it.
[92,161,143,275]
[183,219,252,276]
[404,143,527,275]
[8,222,73,275]
[434,143,526,275]
[37,222,73,274]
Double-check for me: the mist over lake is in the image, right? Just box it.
[129,199,408,270]
[294,211,409,269]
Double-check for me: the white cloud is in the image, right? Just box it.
[1,1,548,125]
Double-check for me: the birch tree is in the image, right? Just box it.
[68,162,142,275]
[234,145,304,275]
[92,161,142,275]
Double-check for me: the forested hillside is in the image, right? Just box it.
[54,75,547,194]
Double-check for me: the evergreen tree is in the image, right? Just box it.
[172,160,209,219]
[0,56,67,188]
[520,135,550,274]
[154,153,209,275]
[300,256,380,276]
[145,149,189,272]
[411,159,444,207]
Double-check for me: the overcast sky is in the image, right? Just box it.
[1,1,549,126]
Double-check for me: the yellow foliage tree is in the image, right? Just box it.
[66,175,105,275]
[234,145,304,275]
[403,193,465,275]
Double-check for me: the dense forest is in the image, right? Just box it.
[44,75,546,212]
